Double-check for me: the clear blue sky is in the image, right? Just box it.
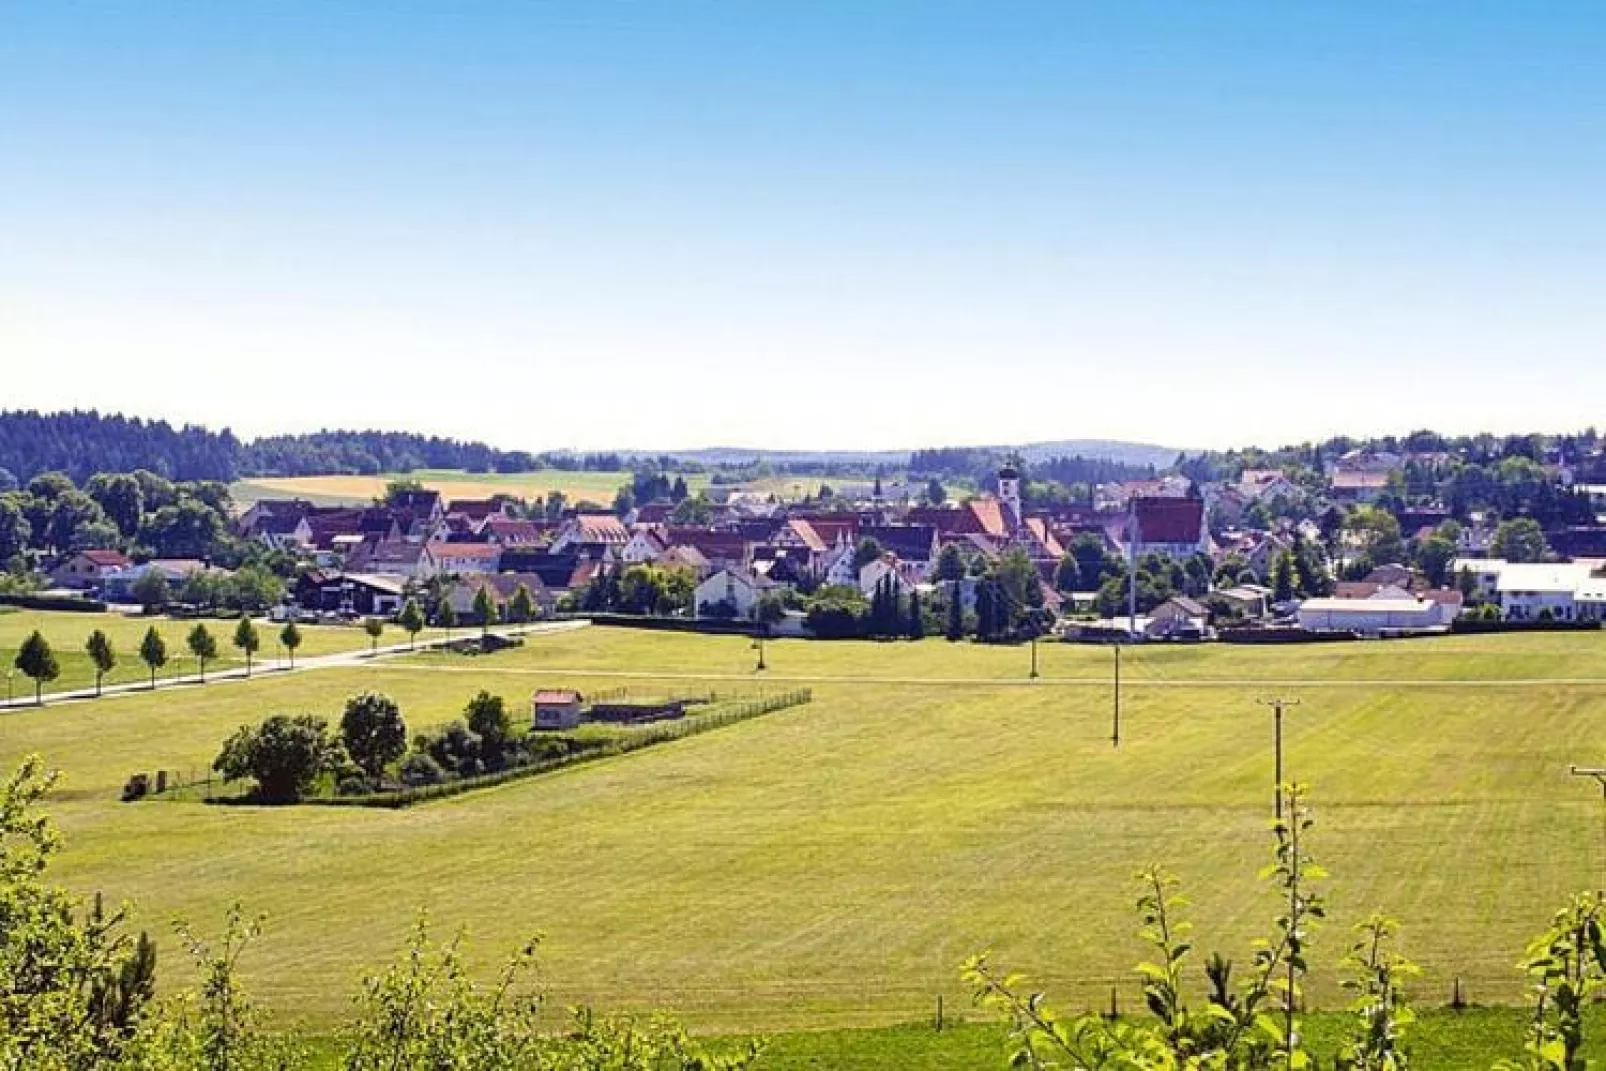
[3,3,1604,452]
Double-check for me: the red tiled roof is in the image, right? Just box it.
[533,689,581,704]
[427,542,503,560]
[79,549,130,567]
[1133,497,1204,544]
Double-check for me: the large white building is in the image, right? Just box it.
[1296,596,1457,634]
[1495,562,1599,621]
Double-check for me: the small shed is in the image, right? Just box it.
[532,689,584,731]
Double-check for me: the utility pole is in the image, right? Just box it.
[1258,696,1301,819]
[1112,643,1122,748]
[1569,765,1606,892]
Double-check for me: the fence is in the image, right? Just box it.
[305,689,814,810]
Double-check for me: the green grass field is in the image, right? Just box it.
[4,626,1606,1063]
[0,608,441,699]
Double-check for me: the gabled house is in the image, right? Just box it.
[49,548,131,590]
[426,542,503,576]
[1125,497,1210,561]
[551,513,631,555]
[694,566,773,619]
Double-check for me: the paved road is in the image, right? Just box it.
[0,620,589,711]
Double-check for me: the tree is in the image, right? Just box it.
[280,621,302,668]
[0,496,32,563]
[436,597,457,637]
[1053,553,1080,593]
[131,568,170,612]
[1272,551,1296,603]
[363,616,385,653]
[85,629,116,697]
[340,692,407,781]
[803,585,868,639]
[233,617,261,676]
[670,493,712,525]
[140,498,224,559]
[464,690,511,766]
[472,584,498,636]
[398,598,425,649]
[946,583,965,641]
[1492,517,1549,563]
[14,630,59,705]
[934,542,967,583]
[1414,533,1458,588]
[187,623,218,682]
[852,537,883,571]
[754,593,787,627]
[84,472,145,538]
[214,714,340,800]
[138,625,167,688]
[925,478,946,506]
[507,583,536,624]
[907,588,925,640]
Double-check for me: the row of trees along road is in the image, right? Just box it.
[9,620,308,705]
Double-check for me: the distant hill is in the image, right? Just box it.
[647,440,1184,471]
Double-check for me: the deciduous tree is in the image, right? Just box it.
[14,629,59,704]
[138,626,167,688]
[85,628,116,697]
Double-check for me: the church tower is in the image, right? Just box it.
[998,458,1022,531]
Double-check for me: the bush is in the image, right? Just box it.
[399,753,445,787]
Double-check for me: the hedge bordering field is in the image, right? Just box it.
[299,688,813,809]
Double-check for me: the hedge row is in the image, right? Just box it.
[562,612,767,636]
[0,593,109,613]
[303,689,814,809]
[1450,618,1603,634]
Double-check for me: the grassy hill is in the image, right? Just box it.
[4,624,1605,1048]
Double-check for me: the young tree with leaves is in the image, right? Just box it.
[232,616,261,677]
[363,616,385,654]
[138,625,167,689]
[437,596,457,638]
[472,585,498,637]
[187,623,218,683]
[14,630,59,705]
[507,582,536,625]
[85,628,116,697]
[279,621,302,668]
[464,690,511,767]
[946,584,965,641]
[397,597,425,649]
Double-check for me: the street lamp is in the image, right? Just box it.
[1569,765,1606,892]
[1258,696,1302,819]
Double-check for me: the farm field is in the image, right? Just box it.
[5,627,1606,1050]
[230,468,713,509]
[0,608,443,699]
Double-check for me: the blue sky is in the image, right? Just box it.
[3,3,1604,452]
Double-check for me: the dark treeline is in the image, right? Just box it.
[0,411,635,484]
[0,411,241,485]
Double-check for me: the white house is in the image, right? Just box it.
[694,567,772,619]
[620,526,669,564]
[857,554,918,598]
[1495,562,1597,621]
[424,542,503,577]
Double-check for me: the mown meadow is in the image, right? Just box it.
[5,620,1606,1063]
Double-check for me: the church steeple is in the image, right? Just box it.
[998,455,1023,531]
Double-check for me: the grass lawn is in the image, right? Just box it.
[231,469,712,510]
[0,608,441,699]
[4,627,1606,1059]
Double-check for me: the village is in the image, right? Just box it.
[38,438,1606,645]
